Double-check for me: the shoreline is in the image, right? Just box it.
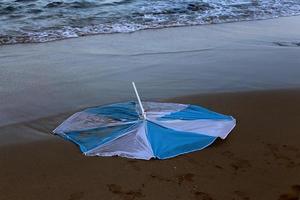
[1,15,300,127]
[0,87,299,146]
[1,15,300,47]
[1,9,300,200]
[1,88,300,200]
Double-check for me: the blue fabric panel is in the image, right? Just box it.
[160,105,232,120]
[64,123,139,153]
[85,101,139,122]
[146,121,217,159]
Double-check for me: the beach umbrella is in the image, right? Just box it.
[53,82,236,160]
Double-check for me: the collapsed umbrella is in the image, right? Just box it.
[53,82,236,160]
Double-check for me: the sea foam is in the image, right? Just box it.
[0,0,300,45]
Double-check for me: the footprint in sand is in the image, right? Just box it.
[221,150,234,159]
[234,190,250,200]
[221,150,251,172]
[127,160,141,171]
[264,143,300,168]
[214,165,223,170]
[107,184,144,200]
[149,174,172,183]
[278,185,300,200]
[68,191,84,200]
[230,159,251,172]
[149,173,195,186]
[193,191,214,200]
[176,173,195,185]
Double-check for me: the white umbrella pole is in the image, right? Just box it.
[132,82,146,119]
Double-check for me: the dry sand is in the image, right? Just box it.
[1,89,300,200]
[1,14,300,200]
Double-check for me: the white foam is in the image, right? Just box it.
[1,0,300,45]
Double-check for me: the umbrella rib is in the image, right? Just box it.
[64,120,139,133]
[84,121,143,155]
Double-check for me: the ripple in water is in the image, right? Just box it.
[0,0,300,45]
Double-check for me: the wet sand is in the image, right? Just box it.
[1,16,300,127]
[1,89,300,200]
[1,15,300,200]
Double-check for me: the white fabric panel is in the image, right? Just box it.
[143,102,188,118]
[85,122,154,160]
[149,118,236,139]
[53,111,135,134]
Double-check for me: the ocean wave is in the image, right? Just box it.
[1,0,300,45]
[273,41,300,47]
[44,1,97,8]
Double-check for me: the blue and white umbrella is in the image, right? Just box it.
[53,82,236,160]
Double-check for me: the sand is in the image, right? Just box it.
[0,89,300,200]
[1,15,300,200]
[1,16,300,127]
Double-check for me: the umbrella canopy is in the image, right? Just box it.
[53,83,236,160]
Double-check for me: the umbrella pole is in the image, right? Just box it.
[132,82,146,119]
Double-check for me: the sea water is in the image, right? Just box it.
[0,0,300,45]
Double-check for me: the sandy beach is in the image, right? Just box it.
[1,15,300,200]
[1,16,300,127]
[1,89,300,200]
